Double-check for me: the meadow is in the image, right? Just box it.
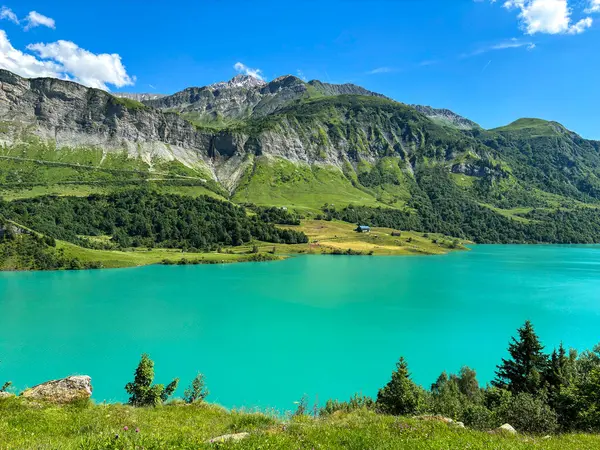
[0,397,597,449]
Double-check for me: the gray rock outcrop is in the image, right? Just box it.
[412,105,480,130]
[20,375,92,403]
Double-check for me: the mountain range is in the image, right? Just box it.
[1,68,600,244]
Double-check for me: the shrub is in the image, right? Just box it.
[462,403,495,430]
[493,392,558,434]
[183,373,209,404]
[320,393,374,416]
[124,354,179,407]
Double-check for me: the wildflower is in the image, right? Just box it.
[135,428,140,433]
[123,426,129,431]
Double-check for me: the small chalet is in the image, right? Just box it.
[356,225,371,233]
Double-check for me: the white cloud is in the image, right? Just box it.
[585,0,600,13]
[462,38,536,57]
[567,16,593,33]
[24,11,55,30]
[367,67,393,74]
[491,38,536,49]
[0,30,61,78]
[0,6,18,24]
[502,0,593,34]
[0,30,134,91]
[296,69,307,81]
[27,40,134,90]
[233,62,264,80]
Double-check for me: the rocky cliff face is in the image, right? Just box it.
[0,69,492,191]
[0,69,213,168]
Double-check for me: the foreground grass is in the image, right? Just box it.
[0,398,597,449]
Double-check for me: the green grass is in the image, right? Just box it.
[284,220,466,255]
[479,204,533,224]
[232,157,383,212]
[57,240,281,269]
[0,397,598,449]
[0,183,226,202]
[450,172,476,189]
[111,96,149,110]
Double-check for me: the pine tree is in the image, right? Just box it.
[546,343,572,390]
[493,321,548,394]
[125,354,179,407]
[376,357,425,415]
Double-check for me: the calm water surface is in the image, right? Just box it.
[2,245,600,412]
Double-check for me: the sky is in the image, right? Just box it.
[0,0,599,138]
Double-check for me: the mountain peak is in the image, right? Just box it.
[209,74,266,91]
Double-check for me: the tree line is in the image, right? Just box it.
[0,190,308,252]
[327,321,600,434]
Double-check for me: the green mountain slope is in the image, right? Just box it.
[2,68,600,245]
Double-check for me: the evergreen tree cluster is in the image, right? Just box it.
[251,206,301,225]
[326,166,600,244]
[0,217,101,270]
[0,190,308,251]
[325,321,600,434]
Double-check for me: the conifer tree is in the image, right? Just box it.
[493,321,548,394]
[376,357,425,415]
[125,354,179,407]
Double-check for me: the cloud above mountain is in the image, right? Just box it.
[233,62,264,80]
[0,30,134,90]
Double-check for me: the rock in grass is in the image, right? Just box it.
[496,423,517,435]
[0,392,15,399]
[20,375,92,404]
[207,432,250,444]
[415,416,465,429]
[416,415,457,425]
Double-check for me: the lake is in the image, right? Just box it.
[2,245,600,412]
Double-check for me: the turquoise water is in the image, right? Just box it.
[2,245,600,412]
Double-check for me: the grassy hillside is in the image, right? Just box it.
[0,397,597,449]
[232,157,382,212]
[0,139,225,199]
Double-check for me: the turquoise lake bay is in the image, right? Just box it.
[2,245,600,412]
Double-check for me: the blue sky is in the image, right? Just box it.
[1,0,599,138]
